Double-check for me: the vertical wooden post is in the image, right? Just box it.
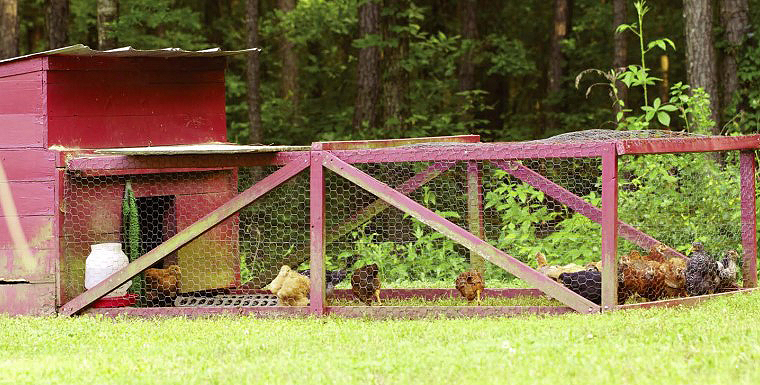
[601,145,619,310]
[467,161,485,274]
[740,151,757,288]
[309,150,326,315]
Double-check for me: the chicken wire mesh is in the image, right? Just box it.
[58,131,755,312]
[61,165,310,308]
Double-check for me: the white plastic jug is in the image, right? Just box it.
[84,243,132,298]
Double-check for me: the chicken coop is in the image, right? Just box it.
[2,46,759,318]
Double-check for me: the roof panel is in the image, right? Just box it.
[0,44,259,65]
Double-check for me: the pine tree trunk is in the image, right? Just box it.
[277,0,298,109]
[547,0,570,95]
[46,0,69,49]
[684,0,720,133]
[0,0,18,59]
[458,0,477,92]
[382,0,409,134]
[353,0,381,131]
[97,0,118,50]
[719,0,749,115]
[246,0,263,145]
[613,0,628,116]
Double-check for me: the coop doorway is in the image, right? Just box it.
[136,195,177,267]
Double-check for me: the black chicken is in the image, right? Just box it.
[685,242,720,296]
[559,269,629,305]
[299,254,358,297]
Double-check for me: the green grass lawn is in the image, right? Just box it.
[1,291,759,385]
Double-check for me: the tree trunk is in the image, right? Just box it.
[684,0,720,133]
[353,0,381,131]
[0,0,18,59]
[458,0,477,92]
[613,0,627,115]
[382,0,409,134]
[46,0,69,49]
[96,0,118,50]
[277,0,298,108]
[246,0,263,145]
[547,0,570,95]
[719,0,749,115]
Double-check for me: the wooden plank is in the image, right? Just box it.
[46,69,224,85]
[467,161,486,273]
[0,72,44,114]
[329,141,608,163]
[315,135,480,150]
[0,114,45,148]
[67,152,307,171]
[617,135,760,155]
[0,149,55,181]
[740,151,757,288]
[82,306,312,318]
[0,181,54,216]
[46,82,225,117]
[329,288,545,300]
[0,283,56,315]
[309,152,326,315]
[0,58,43,78]
[326,306,575,319]
[601,146,619,309]
[94,144,309,155]
[47,56,227,72]
[0,249,55,282]
[491,160,687,259]
[59,157,309,316]
[618,288,757,310]
[322,153,599,314]
[48,114,227,148]
[0,216,55,250]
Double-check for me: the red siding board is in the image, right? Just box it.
[0,216,55,250]
[0,248,56,281]
[46,82,225,117]
[47,56,227,72]
[0,283,56,315]
[46,69,224,85]
[0,181,55,216]
[0,114,45,148]
[0,74,43,114]
[0,58,44,78]
[0,149,55,181]
[47,114,227,148]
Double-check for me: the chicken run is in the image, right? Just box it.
[47,130,759,318]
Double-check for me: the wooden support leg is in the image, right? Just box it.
[601,145,619,310]
[740,151,757,288]
[309,150,326,315]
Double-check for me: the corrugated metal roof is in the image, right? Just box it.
[0,44,260,64]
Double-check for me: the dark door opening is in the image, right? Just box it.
[136,195,177,268]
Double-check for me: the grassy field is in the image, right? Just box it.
[1,291,759,385]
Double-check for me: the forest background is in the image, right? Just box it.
[0,0,757,145]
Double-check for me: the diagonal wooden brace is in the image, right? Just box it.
[322,153,599,314]
[490,160,686,259]
[59,156,310,316]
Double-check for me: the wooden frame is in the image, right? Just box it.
[55,134,759,317]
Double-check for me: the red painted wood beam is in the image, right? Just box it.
[600,146,619,310]
[617,288,757,310]
[322,153,599,314]
[66,152,307,171]
[740,151,758,288]
[616,135,760,155]
[230,287,545,300]
[491,160,687,259]
[313,135,480,150]
[309,151,327,315]
[59,157,309,316]
[82,306,312,318]
[325,305,575,318]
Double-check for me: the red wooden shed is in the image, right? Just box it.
[0,45,259,315]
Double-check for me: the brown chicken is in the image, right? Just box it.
[267,265,310,306]
[144,265,181,306]
[455,270,485,304]
[351,263,381,306]
[535,252,588,282]
[619,246,688,301]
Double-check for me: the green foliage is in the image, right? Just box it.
[121,182,143,297]
[113,0,206,49]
